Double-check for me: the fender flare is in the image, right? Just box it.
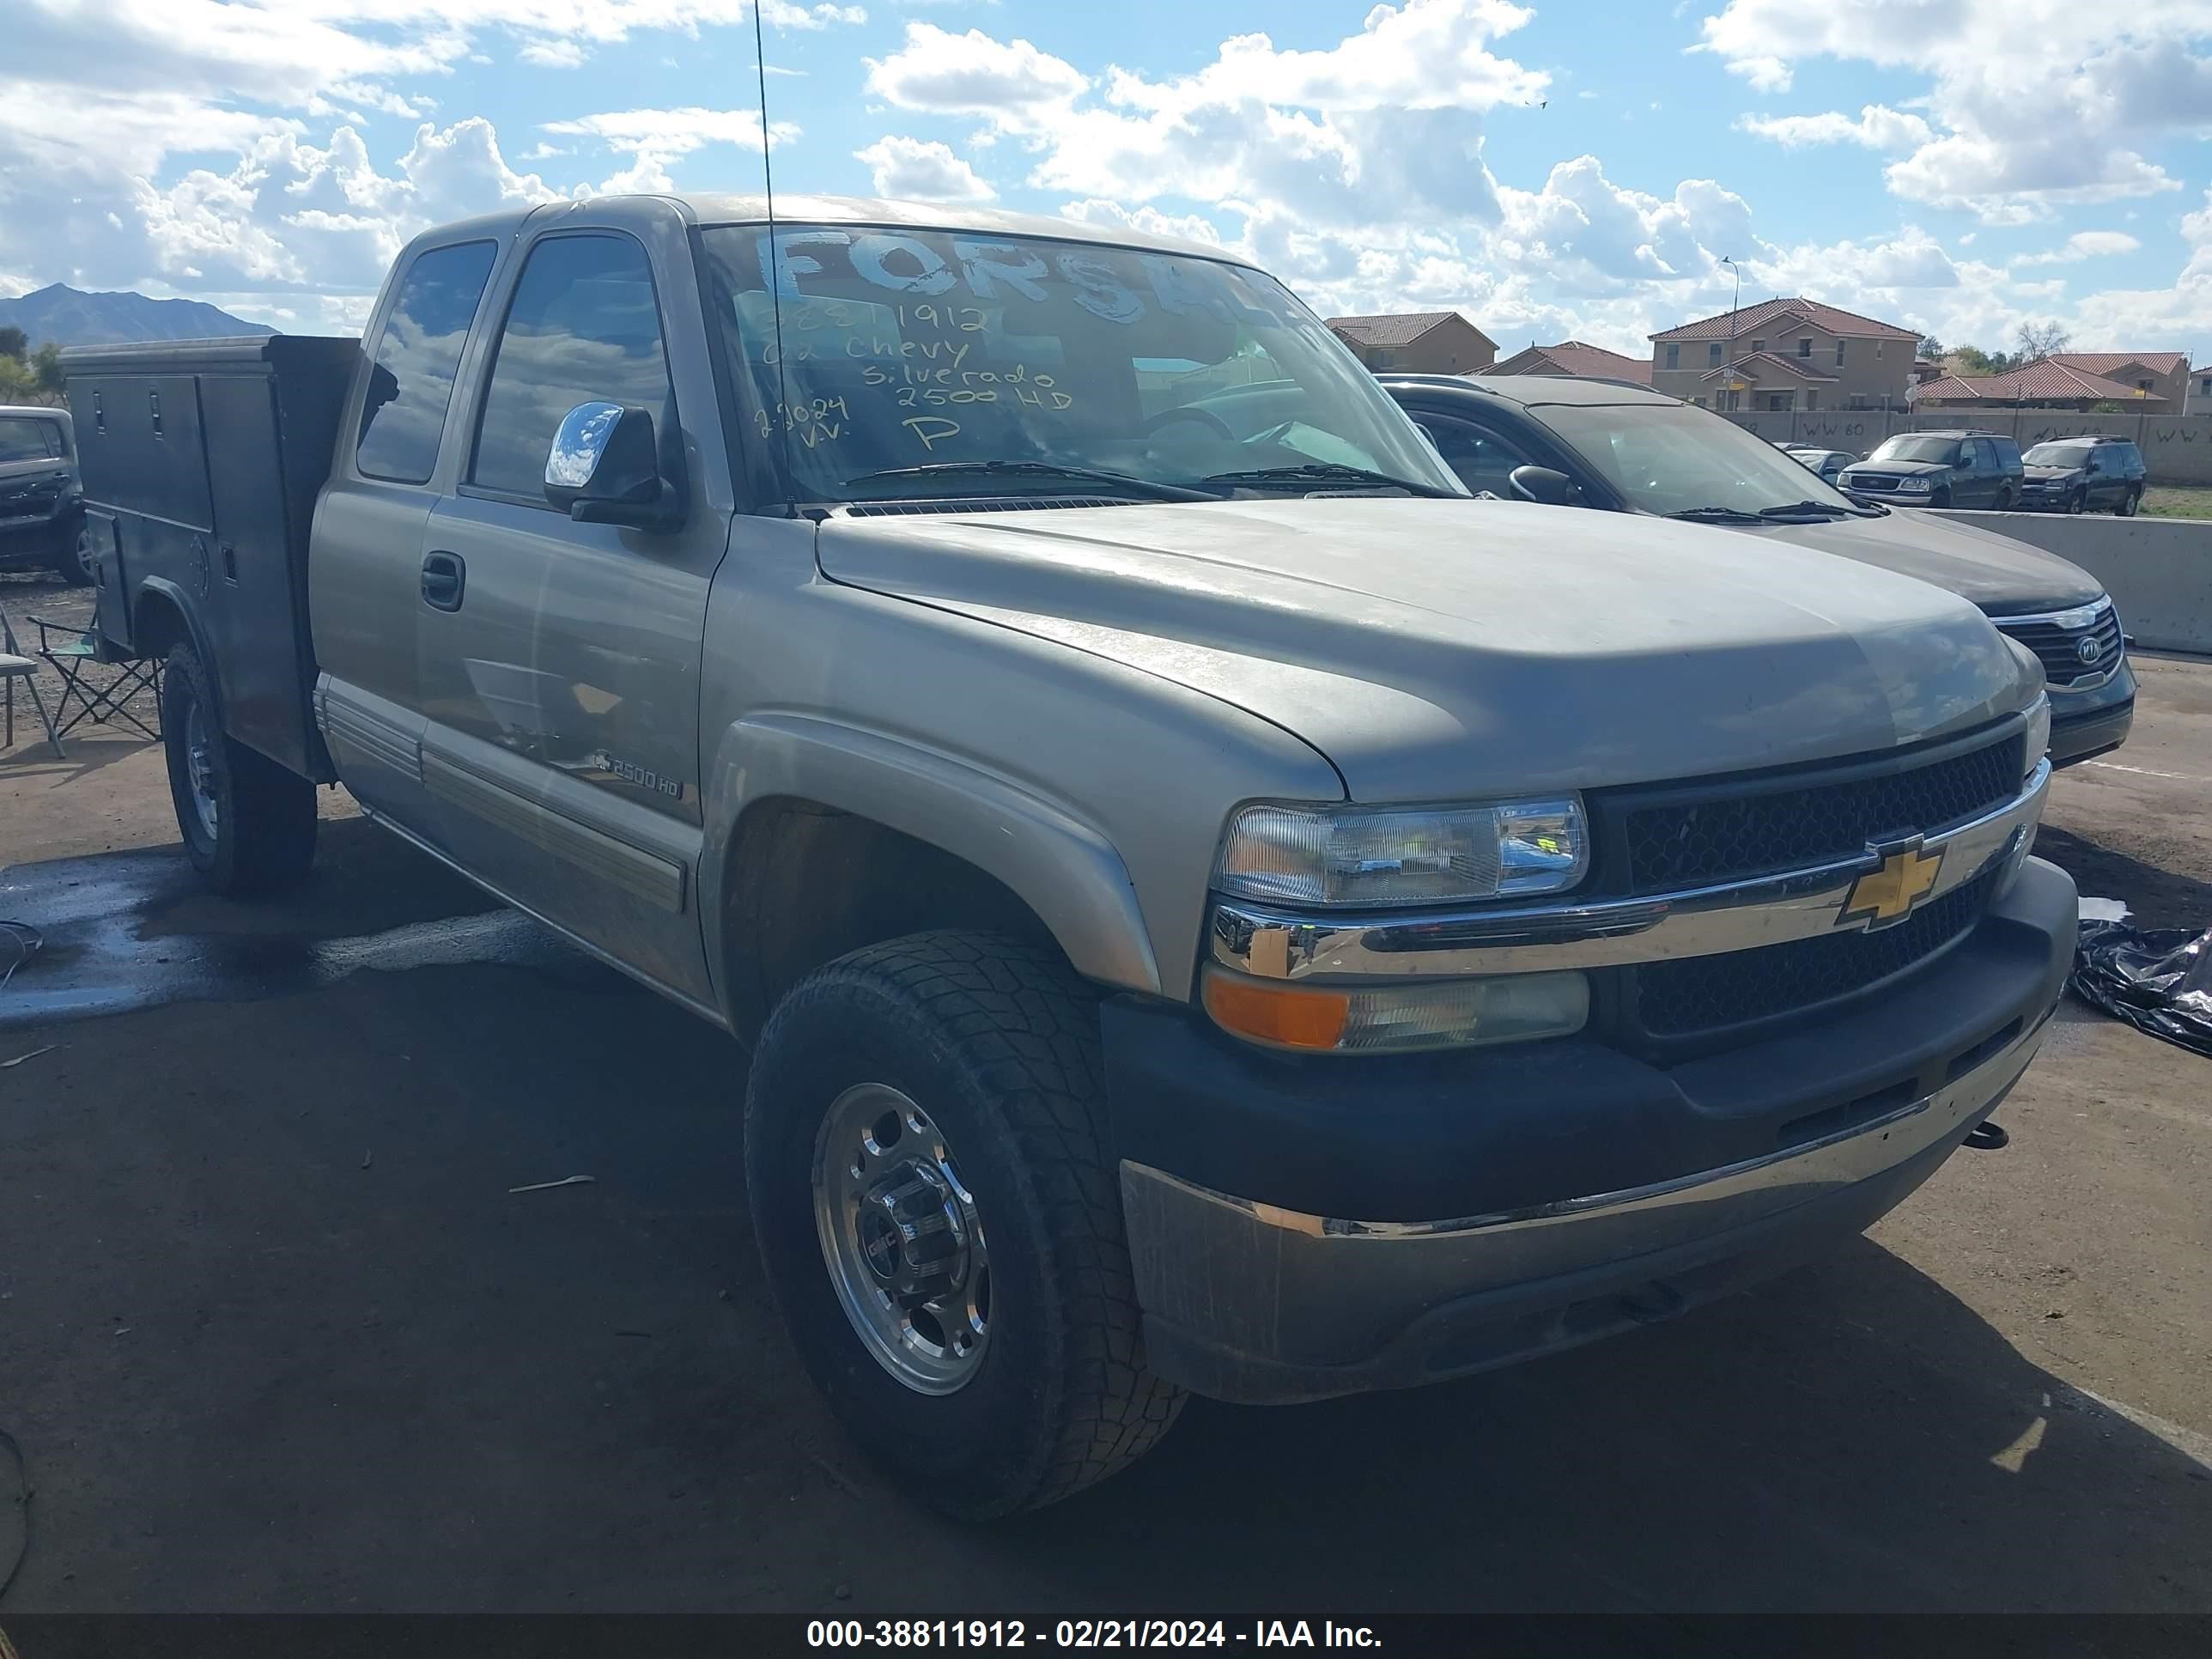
[133,575,225,726]
[700,711,1163,1000]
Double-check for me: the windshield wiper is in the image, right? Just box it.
[1199,462,1459,499]
[839,459,1217,504]
[1756,500,1855,520]
[1665,506,1765,524]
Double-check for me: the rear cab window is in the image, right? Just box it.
[356,240,500,484]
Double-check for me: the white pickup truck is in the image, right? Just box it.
[63,195,2072,1516]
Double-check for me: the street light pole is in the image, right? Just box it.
[1721,256,1741,413]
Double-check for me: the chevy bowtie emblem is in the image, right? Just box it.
[1838,840,1945,930]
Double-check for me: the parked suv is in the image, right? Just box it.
[1383,375,2132,767]
[2020,436,2146,515]
[0,404,87,581]
[1838,430,2024,509]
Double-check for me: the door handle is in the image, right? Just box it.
[421,550,465,612]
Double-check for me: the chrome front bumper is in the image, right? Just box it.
[1121,1006,2052,1405]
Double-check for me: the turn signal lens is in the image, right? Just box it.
[1201,969,1589,1054]
[1202,975,1351,1051]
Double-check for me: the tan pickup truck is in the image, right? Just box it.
[64,195,2072,1516]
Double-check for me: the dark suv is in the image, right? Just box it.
[1838,430,2024,509]
[2020,436,2146,515]
[0,404,87,582]
[1378,374,2134,768]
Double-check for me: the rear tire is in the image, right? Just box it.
[52,523,93,586]
[744,930,1184,1517]
[2118,487,2142,517]
[1994,487,2015,511]
[160,641,317,895]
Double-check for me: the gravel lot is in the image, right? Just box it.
[1,655,2207,1614]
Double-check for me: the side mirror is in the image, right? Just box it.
[545,401,686,531]
[1509,464,1578,507]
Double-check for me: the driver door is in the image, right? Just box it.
[416,222,726,1007]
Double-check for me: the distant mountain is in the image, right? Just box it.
[0,283,275,348]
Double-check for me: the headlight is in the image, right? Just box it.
[2023,694,2051,775]
[1899,477,1932,492]
[1216,798,1589,908]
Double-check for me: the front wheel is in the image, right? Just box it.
[1929,488,1952,508]
[2068,489,2087,514]
[161,641,318,895]
[744,931,1184,1517]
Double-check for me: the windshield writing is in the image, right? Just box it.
[698,225,1462,502]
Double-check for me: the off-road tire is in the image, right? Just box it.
[744,930,1185,1517]
[161,640,317,895]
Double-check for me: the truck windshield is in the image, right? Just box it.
[1534,401,1859,517]
[2023,443,2096,467]
[696,224,1464,503]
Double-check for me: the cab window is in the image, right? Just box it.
[1414,419,1538,497]
[356,240,498,484]
[471,234,678,501]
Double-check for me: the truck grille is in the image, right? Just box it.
[1632,865,2000,1038]
[1619,732,2024,892]
[1995,605,2123,689]
[1843,472,1898,492]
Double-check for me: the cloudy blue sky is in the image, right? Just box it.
[3,0,2208,360]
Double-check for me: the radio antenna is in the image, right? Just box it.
[752,1,799,509]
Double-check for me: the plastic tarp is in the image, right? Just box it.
[2070,919,2212,1060]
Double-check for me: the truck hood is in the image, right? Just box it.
[1844,459,1951,478]
[1720,507,2105,616]
[817,497,2035,803]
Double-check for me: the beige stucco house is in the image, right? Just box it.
[1649,297,1920,412]
[2043,352,2190,410]
[1327,312,1497,374]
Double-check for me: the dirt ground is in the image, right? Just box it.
[1,654,2208,1613]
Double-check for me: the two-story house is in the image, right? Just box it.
[2193,365,2212,414]
[1484,339,1651,382]
[1327,312,1498,374]
[1649,297,1920,412]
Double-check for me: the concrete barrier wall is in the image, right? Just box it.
[1723,410,2212,485]
[1933,509,2212,655]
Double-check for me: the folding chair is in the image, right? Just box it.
[0,611,64,757]
[24,611,162,744]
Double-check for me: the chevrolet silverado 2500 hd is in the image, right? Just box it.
[61,195,2074,1516]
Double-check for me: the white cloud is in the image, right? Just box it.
[865,23,1090,127]
[1699,1,2211,221]
[2013,230,2144,266]
[1057,199,1223,246]
[853,136,996,201]
[1738,104,1931,152]
[540,106,797,191]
